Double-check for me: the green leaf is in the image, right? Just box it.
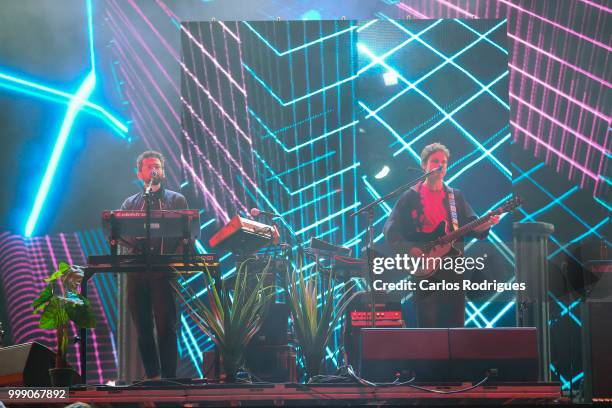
[32,283,52,313]
[43,262,71,283]
[39,298,68,329]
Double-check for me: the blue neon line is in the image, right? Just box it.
[548,217,610,259]
[453,19,508,55]
[594,196,612,212]
[242,21,356,56]
[0,71,128,135]
[520,186,579,221]
[181,314,203,360]
[180,328,203,377]
[512,162,605,238]
[358,43,512,178]
[243,62,357,106]
[25,71,96,237]
[280,189,338,216]
[382,16,509,110]
[86,0,95,70]
[370,19,507,121]
[288,120,358,152]
[391,71,509,158]
[359,100,421,162]
[295,201,361,235]
[199,218,216,230]
[266,151,336,181]
[290,162,360,195]
[486,301,515,327]
[361,176,392,214]
[356,19,378,32]
[512,162,545,184]
[252,149,292,193]
[446,133,511,184]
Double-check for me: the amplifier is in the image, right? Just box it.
[359,328,539,382]
[350,311,403,327]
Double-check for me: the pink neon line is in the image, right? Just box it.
[397,2,430,18]
[181,61,252,144]
[544,0,560,166]
[125,0,180,60]
[235,21,257,202]
[181,97,259,189]
[122,84,181,186]
[218,21,241,43]
[433,0,476,17]
[45,235,58,272]
[509,64,610,122]
[511,120,598,181]
[577,0,612,13]
[181,156,230,222]
[508,33,611,88]
[501,0,612,52]
[59,233,74,265]
[182,129,249,213]
[105,9,180,109]
[181,26,246,95]
[86,321,104,383]
[525,14,539,157]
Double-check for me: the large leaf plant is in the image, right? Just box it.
[31,262,96,368]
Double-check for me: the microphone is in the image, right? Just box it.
[250,208,280,218]
[151,169,160,179]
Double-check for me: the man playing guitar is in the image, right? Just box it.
[383,143,499,328]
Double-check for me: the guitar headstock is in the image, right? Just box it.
[491,196,523,215]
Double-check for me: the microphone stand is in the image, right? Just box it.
[351,167,441,328]
[144,178,155,276]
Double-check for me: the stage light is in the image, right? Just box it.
[383,71,398,86]
[301,9,321,20]
[375,165,390,178]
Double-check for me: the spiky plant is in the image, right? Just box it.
[285,255,358,380]
[173,259,276,381]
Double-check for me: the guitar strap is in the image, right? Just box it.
[447,187,459,232]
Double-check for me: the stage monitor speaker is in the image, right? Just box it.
[0,342,55,386]
[359,328,449,381]
[448,328,538,381]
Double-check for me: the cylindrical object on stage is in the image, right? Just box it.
[513,222,554,382]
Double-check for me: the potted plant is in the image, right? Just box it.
[31,261,95,386]
[174,259,276,382]
[285,255,359,381]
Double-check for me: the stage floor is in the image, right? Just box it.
[2,382,563,406]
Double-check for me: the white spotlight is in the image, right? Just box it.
[383,71,398,86]
[375,165,390,179]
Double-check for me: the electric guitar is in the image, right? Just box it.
[408,196,522,278]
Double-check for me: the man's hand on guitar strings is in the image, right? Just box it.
[473,215,501,232]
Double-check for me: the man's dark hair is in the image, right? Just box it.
[137,150,165,171]
[420,143,450,164]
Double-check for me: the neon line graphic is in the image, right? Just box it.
[548,218,610,259]
[510,92,609,155]
[361,176,393,214]
[25,72,96,237]
[290,162,360,195]
[0,71,128,136]
[242,21,357,56]
[396,3,429,19]
[507,33,611,88]
[446,133,511,184]
[383,16,509,109]
[365,19,507,119]
[295,202,361,235]
[508,63,610,123]
[499,0,612,52]
[511,120,598,182]
[520,187,579,221]
[453,19,508,55]
[433,0,477,18]
[359,100,420,162]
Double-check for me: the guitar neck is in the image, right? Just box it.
[439,214,492,244]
